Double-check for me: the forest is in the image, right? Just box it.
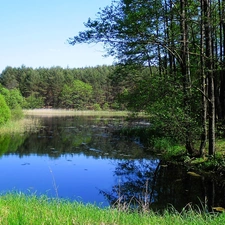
[1,0,225,159]
[68,0,225,158]
[0,65,120,110]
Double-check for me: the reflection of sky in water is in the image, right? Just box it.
[0,154,120,206]
[0,116,155,207]
[1,116,222,211]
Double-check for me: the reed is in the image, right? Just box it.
[23,109,129,117]
[0,117,40,135]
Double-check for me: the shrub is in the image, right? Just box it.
[0,94,11,126]
[93,103,102,111]
[102,102,109,110]
[0,86,24,110]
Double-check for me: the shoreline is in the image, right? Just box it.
[23,109,129,117]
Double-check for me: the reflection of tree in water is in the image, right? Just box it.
[100,159,160,211]
[12,116,146,159]
[100,159,225,212]
[0,133,27,156]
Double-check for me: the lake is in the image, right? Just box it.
[0,114,225,212]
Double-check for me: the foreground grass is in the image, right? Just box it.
[0,193,224,225]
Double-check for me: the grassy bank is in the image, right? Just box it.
[0,193,224,225]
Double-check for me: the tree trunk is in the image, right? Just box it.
[219,0,225,120]
[204,0,215,156]
[199,0,208,157]
[180,0,193,155]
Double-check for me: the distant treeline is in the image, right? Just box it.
[0,65,122,110]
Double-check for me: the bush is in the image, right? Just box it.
[111,102,120,110]
[102,102,109,110]
[0,86,24,110]
[93,103,102,111]
[0,94,11,126]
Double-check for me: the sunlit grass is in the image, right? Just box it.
[214,139,225,156]
[151,137,185,160]
[0,192,224,225]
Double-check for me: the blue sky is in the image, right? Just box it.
[0,0,114,73]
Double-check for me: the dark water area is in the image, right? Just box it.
[0,115,225,212]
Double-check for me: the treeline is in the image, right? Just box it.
[69,0,225,157]
[0,65,121,110]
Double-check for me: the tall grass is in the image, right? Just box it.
[0,193,224,225]
[0,117,40,135]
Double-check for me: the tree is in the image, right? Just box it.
[0,85,24,109]
[0,66,19,89]
[205,0,216,156]
[0,94,11,126]
[0,85,24,120]
[0,65,117,109]
[59,80,93,109]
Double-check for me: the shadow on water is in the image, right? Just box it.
[100,159,225,212]
[0,115,225,212]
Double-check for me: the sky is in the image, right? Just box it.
[0,0,114,73]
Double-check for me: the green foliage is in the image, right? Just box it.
[0,66,19,89]
[118,68,202,146]
[93,103,102,111]
[0,65,119,109]
[67,0,225,156]
[24,94,44,109]
[111,102,122,110]
[72,79,93,109]
[11,106,24,120]
[102,102,109,110]
[0,85,10,104]
[59,80,93,109]
[152,137,184,159]
[58,84,73,108]
[0,94,11,126]
[7,88,24,109]
[0,85,25,120]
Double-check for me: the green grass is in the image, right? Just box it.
[152,137,185,160]
[0,193,224,225]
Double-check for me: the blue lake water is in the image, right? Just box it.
[0,115,225,211]
[0,154,117,206]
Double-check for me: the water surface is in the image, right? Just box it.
[0,115,225,211]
